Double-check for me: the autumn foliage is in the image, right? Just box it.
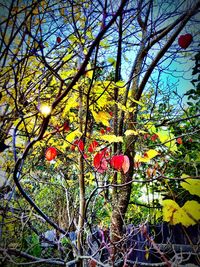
[0,0,200,266]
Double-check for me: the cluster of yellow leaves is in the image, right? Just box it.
[128,96,144,107]
[62,95,79,118]
[65,130,82,144]
[99,134,123,143]
[117,102,135,114]
[91,81,115,109]
[124,129,146,136]
[162,199,200,227]
[91,110,111,127]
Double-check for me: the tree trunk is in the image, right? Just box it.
[77,88,85,267]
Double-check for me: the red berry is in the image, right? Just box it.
[57,36,61,43]
[178,34,193,49]
[177,137,183,145]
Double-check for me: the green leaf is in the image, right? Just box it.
[107,57,116,66]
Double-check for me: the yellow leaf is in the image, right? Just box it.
[60,7,65,16]
[182,201,200,225]
[135,154,148,163]
[146,149,159,159]
[91,110,111,127]
[85,172,95,186]
[32,8,39,15]
[85,62,93,79]
[180,179,200,197]
[66,130,82,143]
[60,69,75,79]
[100,134,123,143]
[157,129,177,152]
[181,173,191,179]
[124,129,138,136]
[117,102,135,113]
[44,41,48,47]
[146,124,157,133]
[145,246,149,260]
[107,57,116,66]
[62,96,78,117]
[50,76,57,86]
[129,97,144,106]
[63,53,73,62]
[134,149,159,163]
[115,81,126,87]
[162,200,200,227]
[162,200,181,224]
[173,207,191,226]
[117,102,127,112]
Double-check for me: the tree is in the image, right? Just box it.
[0,0,200,266]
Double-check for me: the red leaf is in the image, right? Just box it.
[110,155,124,171]
[122,155,130,174]
[57,36,62,43]
[88,140,99,153]
[111,155,130,173]
[177,137,183,145]
[45,147,57,161]
[73,139,84,152]
[178,34,193,49]
[93,150,108,173]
